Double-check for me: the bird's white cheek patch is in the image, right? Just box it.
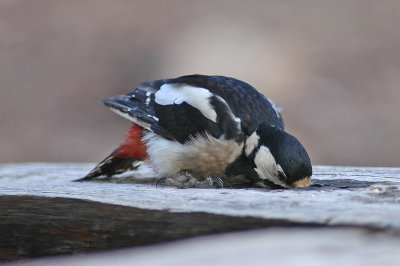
[244,131,260,156]
[254,146,288,188]
[155,84,217,122]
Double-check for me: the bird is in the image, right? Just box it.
[76,74,312,189]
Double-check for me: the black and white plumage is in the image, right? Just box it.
[79,74,312,189]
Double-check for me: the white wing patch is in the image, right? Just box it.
[155,84,217,122]
[254,146,288,188]
[214,95,242,133]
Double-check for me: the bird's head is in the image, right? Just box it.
[243,123,312,188]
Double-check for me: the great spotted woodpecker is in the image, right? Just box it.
[77,75,312,188]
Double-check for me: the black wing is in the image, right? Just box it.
[103,74,283,144]
[166,75,284,133]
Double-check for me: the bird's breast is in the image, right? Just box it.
[143,132,243,180]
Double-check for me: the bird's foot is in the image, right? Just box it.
[156,170,224,189]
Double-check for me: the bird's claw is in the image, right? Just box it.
[205,176,224,188]
[156,172,224,189]
[156,177,173,187]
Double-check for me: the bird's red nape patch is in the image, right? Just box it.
[114,124,147,159]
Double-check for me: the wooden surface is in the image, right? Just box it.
[1,163,400,263]
[7,228,400,266]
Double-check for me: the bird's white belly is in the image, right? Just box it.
[143,132,243,179]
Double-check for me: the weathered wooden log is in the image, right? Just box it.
[9,228,400,266]
[0,163,399,262]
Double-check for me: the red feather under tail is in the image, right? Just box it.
[114,124,147,159]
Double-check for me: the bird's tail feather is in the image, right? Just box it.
[75,124,147,181]
[75,151,143,181]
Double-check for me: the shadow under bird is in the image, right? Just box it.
[77,75,312,188]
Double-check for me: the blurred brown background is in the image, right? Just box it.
[1,0,399,166]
